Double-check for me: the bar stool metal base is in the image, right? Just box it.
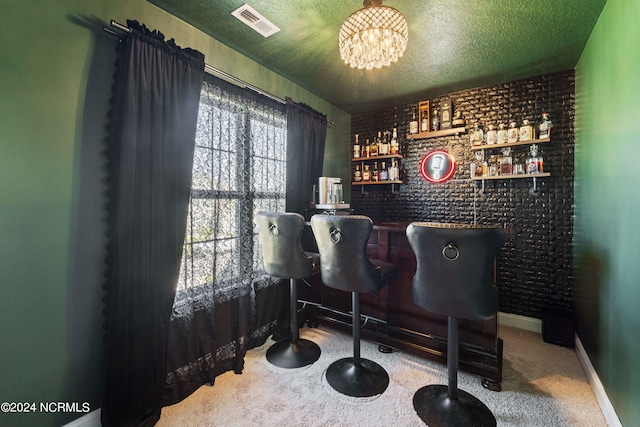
[413,385,496,427]
[325,357,389,397]
[266,339,321,369]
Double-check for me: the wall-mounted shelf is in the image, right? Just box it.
[352,180,403,185]
[351,154,403,162]
[406,127,466,140]
[470,137,550,151]
[471,173,550,181]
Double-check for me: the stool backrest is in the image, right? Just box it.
[406,222,505,321]
[256,211,315,279]
[310,214,382,293]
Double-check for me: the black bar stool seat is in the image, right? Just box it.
[311,214,397,398]
[406,222,505,427]
[256,211,321,369]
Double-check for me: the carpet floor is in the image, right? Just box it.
[157,325,607,426]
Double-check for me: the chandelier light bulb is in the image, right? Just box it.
[339,0,408,70]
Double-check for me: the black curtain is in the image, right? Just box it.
[285,98,328,215]
[102,20,205,427]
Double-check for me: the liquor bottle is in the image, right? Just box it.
[410,113,419,134]
[432,109,440,131]
[471,151,484,178]
[370,135,378,156]
[470,122,484,146]
[421,112,429,132]
[486,124,498,145]
[380,131,389,155]
[519,119,534,142]
[364,138,371,158]
[539,112,552,139]
[377,131,383,155]
[497,123,508,144]
[388,159,397,181]
[353,164,362,182]
[353,134,361,158]
[526,144,544,174]
[507,121,519,143]
[380,161,389,181]
[362,164,371,181]
[390,128,399,155]
[372,161,379,181]
[499,147,513,175]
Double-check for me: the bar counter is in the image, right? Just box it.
[301,220,503,387]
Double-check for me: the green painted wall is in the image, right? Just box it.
[0,1,349,426]
[574,0,640,424]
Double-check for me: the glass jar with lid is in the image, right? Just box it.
[507,121,519,143]
[499,147,513,175]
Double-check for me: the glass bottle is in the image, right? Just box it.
[364,138,371,158]
[486,124,498,145]
[389,159,398,181]
[410,112,418,134]
[432,109,440,132]
[380,161,389,181]
[507,121,519,143]
[370,134,379,156]
[527,144,544,174]
[497,123,508,144]
[390,128,399,155]
[353,133,361,158]
[499,147,513,175]
[470,122,484,146]
[380,131,389,155]
[539,112,552,139]
[372,161,379,181]
[362,164,371,181]
[471,151,484,178]
[519,119,534,142]
[353,164,362,182]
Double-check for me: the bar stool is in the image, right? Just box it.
[310,214,397,397]
[406,222,504,427]
[256,211,321,369]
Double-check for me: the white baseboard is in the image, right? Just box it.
[62,408,101,427]
[575,335,622,427]
[497,311,542,333]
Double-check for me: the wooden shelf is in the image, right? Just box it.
[352,180,403,185]
[470,137,550,151]
[351,154,403,162]
[471,173,550,181]
[406,127,466,140]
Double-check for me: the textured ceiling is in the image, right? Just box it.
[147,0,606,113]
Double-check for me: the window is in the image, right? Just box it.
[177,77,286,295]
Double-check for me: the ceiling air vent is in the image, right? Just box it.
[231,4,280,38]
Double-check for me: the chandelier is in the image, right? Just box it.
[339,0,408,70]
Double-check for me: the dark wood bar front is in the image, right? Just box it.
[302,221,503,386]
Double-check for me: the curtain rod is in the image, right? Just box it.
[105,20,334,125]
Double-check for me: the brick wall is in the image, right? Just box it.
[350,70,575,318]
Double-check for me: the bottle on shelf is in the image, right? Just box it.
[353,133,361,158]
[470,122,484,146]
[497,123,508,144]
[380,131,390,155]
[539,112,552,139]
[499,147,513,175]
[380,161,389,181]
[519,119,534,142]
[471,151,484,178]
[389,159,399,181]
[526,144,544,174]
[390,128,399,155]
[353,164,362,182]
[410,112,419,134]
[364,138,371,158]
[432,109,440,132]
[486,124,498,145]
[362,164,371,181]
[372,161,379,181]
[421,112,429,132]
[507,121,519,143]
[370,135,379,156]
